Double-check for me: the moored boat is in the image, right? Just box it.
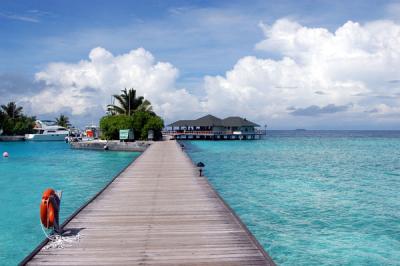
[83,124,100,140]
[25,120,69,141]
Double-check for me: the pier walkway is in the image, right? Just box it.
[25,140,274,265]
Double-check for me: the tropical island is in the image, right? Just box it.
[100,88,163,141]
[0,88,163,143]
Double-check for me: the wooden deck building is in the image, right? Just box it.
[167,115,266,140]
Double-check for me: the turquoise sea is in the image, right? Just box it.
[185,131,400,266]
[0,141,138,265]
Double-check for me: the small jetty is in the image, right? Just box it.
[70,140,150,152]
[22,140,274,265]
[0,135,25,141]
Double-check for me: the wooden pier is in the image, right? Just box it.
[23,140,275,265]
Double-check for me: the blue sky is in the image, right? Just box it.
[0,0,390,75]
[1,0,400,129]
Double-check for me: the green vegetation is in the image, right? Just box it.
[132,111,164,140]
[107,88,153,115]
[55,114,71,128]
[100,111,163,140]
[0,102,36,135]
[100,115,133,140]
[100,89,163,140]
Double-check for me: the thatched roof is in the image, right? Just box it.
[168,114,259,127]
[222,116,260,127]
[168,120,193,127]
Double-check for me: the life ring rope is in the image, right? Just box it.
[39,189,82,248]
[40,217,57,241]
[40,194,58,241]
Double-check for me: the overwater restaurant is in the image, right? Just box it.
[167,114,266,140]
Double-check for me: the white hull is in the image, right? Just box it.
[25,133,68,141]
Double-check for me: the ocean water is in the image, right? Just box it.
[185,131,400,265]
[0,141,138,265]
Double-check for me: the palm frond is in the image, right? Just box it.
[108,88,153,116]
[107,104,126,115]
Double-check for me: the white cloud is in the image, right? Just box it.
[26,47,201,120]
[203,18,400,126]
[0,12,39,23]
[25,18,400,128]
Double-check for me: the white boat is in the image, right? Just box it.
[25,120,70,141]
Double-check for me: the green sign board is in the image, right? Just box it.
[119,129,134,140]
[148,130,154,140]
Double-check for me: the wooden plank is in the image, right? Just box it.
[24,140,275,265]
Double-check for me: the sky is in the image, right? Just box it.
[1,0,400,129]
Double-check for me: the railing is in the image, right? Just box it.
[255,129,267,135]
[163,130,267,136]
[164,130,215,135]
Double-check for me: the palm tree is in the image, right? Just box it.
[107,88,153,116]
[0,110,5,133]
[1,102,23,119]
[55,114,70,128]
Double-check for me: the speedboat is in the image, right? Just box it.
[25,120,70,141]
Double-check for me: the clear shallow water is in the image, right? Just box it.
[185,131,400,265]
[0,141,138,265]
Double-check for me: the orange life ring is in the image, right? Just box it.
[40,189,57,228]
